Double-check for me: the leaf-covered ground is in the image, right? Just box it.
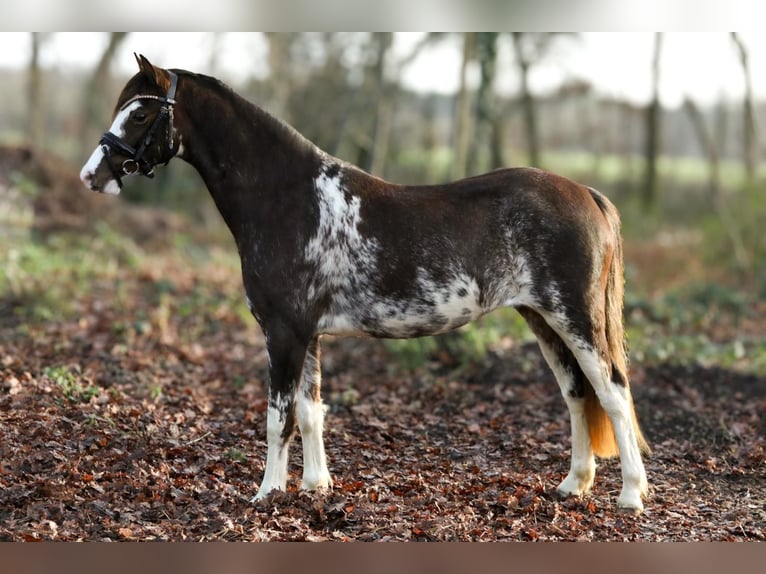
[1,231,764,542]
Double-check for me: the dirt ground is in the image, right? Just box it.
[1,276,763,541]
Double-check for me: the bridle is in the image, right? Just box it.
[99,71,178,189]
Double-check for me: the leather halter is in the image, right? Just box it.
[99,71,178,188]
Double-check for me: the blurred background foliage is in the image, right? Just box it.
[1,32,765,374]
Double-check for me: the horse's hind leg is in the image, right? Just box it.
[539,310,648,513]
[570,343,647,512]
[296,337,333,491]
[519,308,596,497]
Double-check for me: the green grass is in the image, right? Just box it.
[44,365,101,403]
[225,447,248,463]
[1,223,144,322]
[385,308,533,371]
[626,281,766,375]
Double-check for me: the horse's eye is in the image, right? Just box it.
[133,112,148,124]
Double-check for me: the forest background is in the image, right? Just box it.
[0,32,764,541]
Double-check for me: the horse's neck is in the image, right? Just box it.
[178,81,324,241]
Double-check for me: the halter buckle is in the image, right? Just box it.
[122,159,140,175]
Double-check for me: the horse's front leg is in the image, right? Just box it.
[252,327,309,501]
[296,337,333,491]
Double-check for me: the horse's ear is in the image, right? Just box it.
[135,53,171,93]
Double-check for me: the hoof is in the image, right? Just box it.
[251,484,283,503]
[617,504,644,516]
[556,486,580,499]
[556,472,594,498]
[617,474,648,515]
[616,492,644,515]
[301,474,334,492]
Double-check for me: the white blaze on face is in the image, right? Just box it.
[79,101,143,195]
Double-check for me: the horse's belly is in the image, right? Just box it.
[317,275,489,339]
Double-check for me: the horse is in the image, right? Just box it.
[81,54,650,513]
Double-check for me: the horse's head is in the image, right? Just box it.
[80,54,180,195]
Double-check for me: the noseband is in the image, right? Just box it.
[99,71,178,188]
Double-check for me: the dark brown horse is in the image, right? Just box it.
[81,54,650,513]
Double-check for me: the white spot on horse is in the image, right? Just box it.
[370,270,484,337]
[317,313,359,337]
[422,272,483,326]
[175,135,185,158]
[110,101,143,136]
[305,164,378,303]
[79,101,143,195]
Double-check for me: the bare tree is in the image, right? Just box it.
[511,33,540,167]
[265,33,299,123]
[284,33,360,158]
[368,33,395,176]
[207,32,223,77]
[398,33,493,178]
[684,97,721,202]
[27,32,46,150]
[510,33,575,168]
[642,32,663,209]
[80,33,128,157]
[345,33,395,175]
[731,33,759,186]
[398,32,447,68]
[397,33,455,179]
[715,95,730,162]
[452,33,476,180]
[684,96,750,270]
[468,32,502,174]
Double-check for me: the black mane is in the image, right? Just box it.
[178,69,322,166]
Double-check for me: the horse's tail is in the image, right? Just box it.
[585,188,650,457]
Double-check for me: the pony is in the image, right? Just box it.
[81,54,649,513]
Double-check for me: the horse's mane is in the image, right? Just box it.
[175,70,321,160]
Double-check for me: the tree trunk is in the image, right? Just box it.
[265,33,297,123]
[642,32,663,210]
[731,33,758,187]
[469,33,501,174]
[684,97,721,203]
[452,33,475,180]
[369,33,394,177]
[207,32,223,77]
[512,33,540,168]
[684,96,749,270]
[27,33,45,150]
[80,32,128,157]
[715,96,729,162]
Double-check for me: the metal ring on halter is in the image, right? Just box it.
[122,159,140,175]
